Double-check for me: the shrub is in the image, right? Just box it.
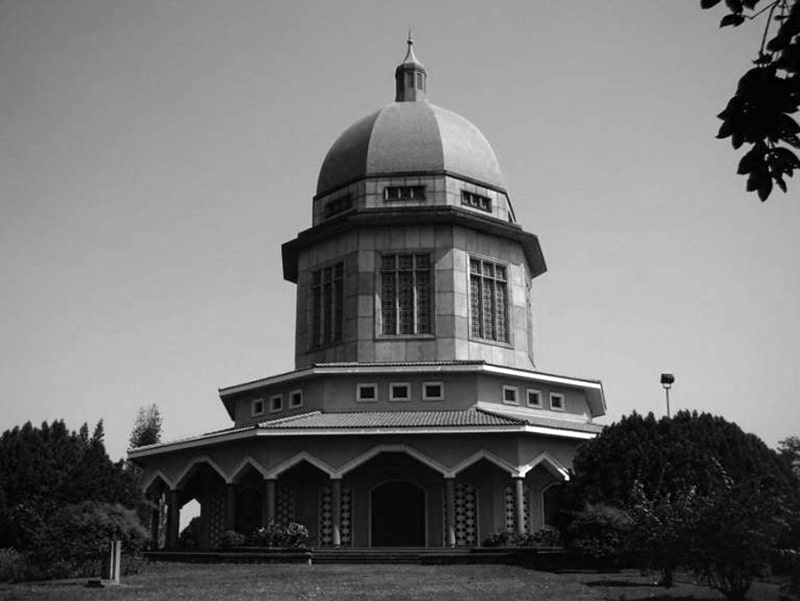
[247,521,309,548]
[178,516,201,549]
[481,526,561,548]
[27,501,148,580]
[220,530,247,548]
[0,548,26,582]
[563,503,632,565]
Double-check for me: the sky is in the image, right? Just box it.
[2,1,799,461]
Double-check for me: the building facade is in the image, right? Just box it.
[129,40,606,549]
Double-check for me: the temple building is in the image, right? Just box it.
[129,39,606,549]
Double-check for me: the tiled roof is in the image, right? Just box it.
[258,408,523,429]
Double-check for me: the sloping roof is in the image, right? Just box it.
[259,408,523,429]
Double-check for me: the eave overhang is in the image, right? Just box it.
[127,415,600,462]
[217,361,606,420]
[281,206,546,283]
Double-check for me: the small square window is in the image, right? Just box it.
[251,398,265,417]
[289,390,303,409]
[422,382,444,401]
[550,393,565,411]
[526,389,542,408]
[503,386,519,405]
[389,383,410,401]
[357,383,378,402]
[270,394,283,413]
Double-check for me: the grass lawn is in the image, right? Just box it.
[0,563,789,601]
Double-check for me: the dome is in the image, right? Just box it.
[316,102,506,197]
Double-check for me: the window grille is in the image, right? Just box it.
[381,253,431,335]
[312,263,344,347]
[470,258,508,342]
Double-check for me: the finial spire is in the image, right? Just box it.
[395,34,427,102]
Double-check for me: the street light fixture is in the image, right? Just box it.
[660,373,675,418]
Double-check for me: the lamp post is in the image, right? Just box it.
[660,373,675,418]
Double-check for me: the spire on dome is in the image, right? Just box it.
[395,34,427,102]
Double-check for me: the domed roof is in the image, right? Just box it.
[316,102,506,197]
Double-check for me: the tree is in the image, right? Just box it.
[701,0,800,200]
[563,411,799,600]
[128,404,162,449]
[779,435,800,476]
[0,420,141,551]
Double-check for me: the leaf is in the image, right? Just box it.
[701,0,723,8]
[776,177,787,193]
[724,0,744,13]
[721,13,746,27]
[737,145,764,174]
[758,176,773,201]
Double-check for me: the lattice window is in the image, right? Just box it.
[318,485,352,547]
[470,258,509,342]
[503,483,530,534]
[380,253,431,335]
[311,263,343,347]
[455,481,478,546]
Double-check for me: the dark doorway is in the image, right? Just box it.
[235,488,263,535]
[371,481,425,547]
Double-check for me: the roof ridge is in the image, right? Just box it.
[473,404,527,425]
[258,410,321,427]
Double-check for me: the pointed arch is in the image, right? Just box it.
[141,469,174,493]
[446,449,520,478]
[265,451,335,479]
[173,455,230,488]
[518,452,570,480]
[334,444,448,478]
[230,455,269,482]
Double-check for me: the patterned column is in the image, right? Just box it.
[225,483,236,531]
[514,477,525,536]
[331,478,342,548]
[265,478,276,524]
[166,489,180,548]
[445,477,456,548]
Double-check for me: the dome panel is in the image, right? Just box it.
[316,109,380,197]
[316,102,506,197]
[366,103,443,176]
[434,106,504,190]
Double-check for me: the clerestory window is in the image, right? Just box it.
[380,253,431,335]
[312,262,344,347]
[384,186,425,201]
[469,257,508,343]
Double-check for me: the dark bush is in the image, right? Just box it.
[563,503,632,566]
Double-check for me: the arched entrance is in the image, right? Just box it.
[371,481,425,547]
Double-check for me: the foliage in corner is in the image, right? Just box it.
[702,0,800,200]
[562,411,799,600]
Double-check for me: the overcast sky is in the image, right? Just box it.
[2,1,799,461]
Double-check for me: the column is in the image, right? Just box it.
[149,495,161,550]
[331,478,342,548]
[445,477,456,548]
[166,489,180,548]
[225,483,236,531]
[265,478,277,524]
[514,477,525,536]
